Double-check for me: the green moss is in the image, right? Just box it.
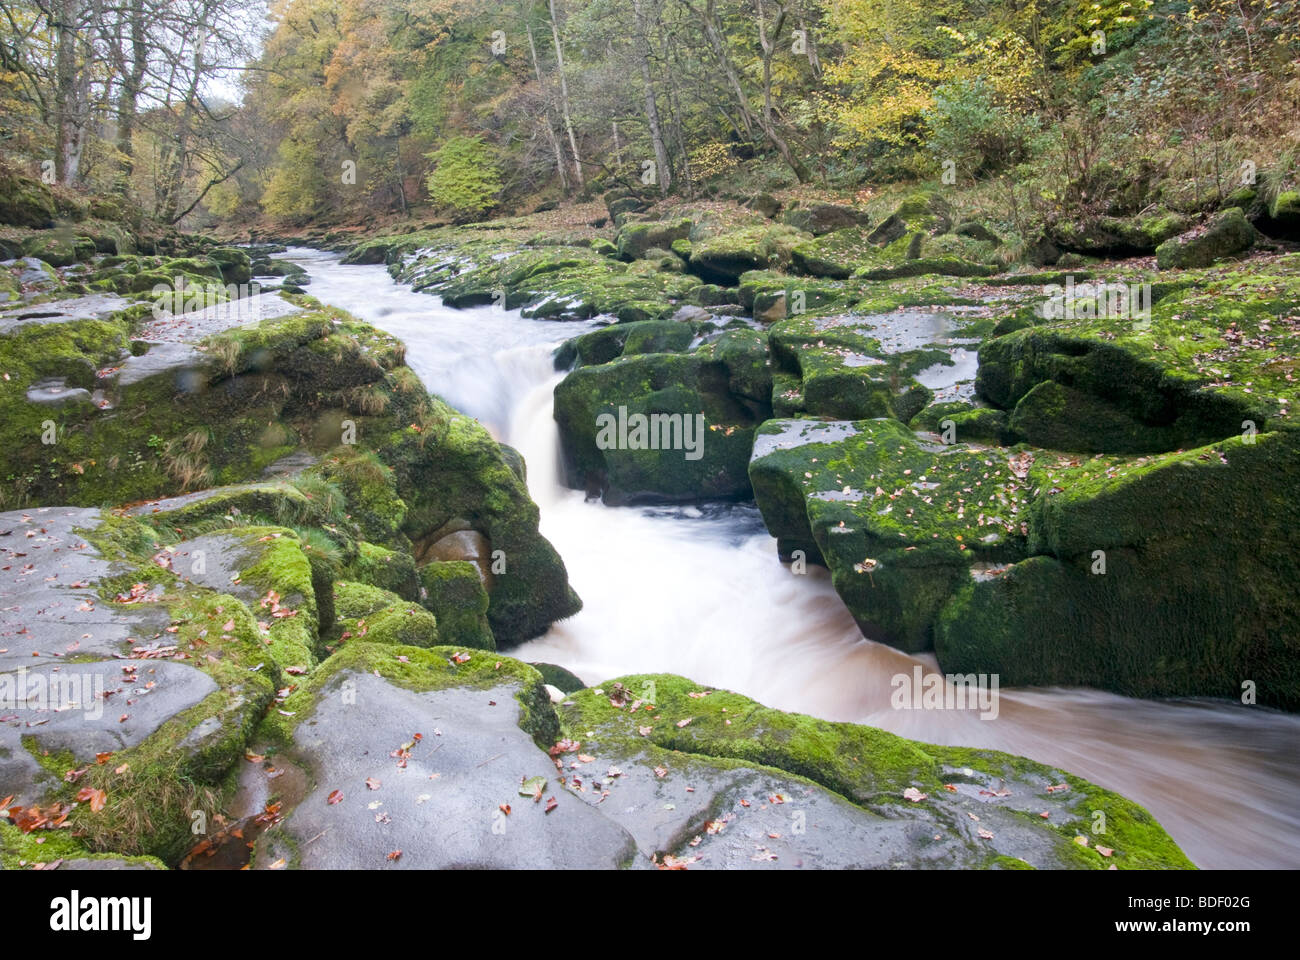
[419,560,494,650]
[553,352,762,504]
[328,580,438,652]
[559,672,1192,869]
[343,540,420,599]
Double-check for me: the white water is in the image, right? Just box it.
[289,248,1300,870]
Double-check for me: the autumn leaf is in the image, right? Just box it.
[75,787,107,813]
[94,752,113,765]
[902,787,927,802]
[365,777,381,790]
[386,850,402,861]
[327,790,343,805]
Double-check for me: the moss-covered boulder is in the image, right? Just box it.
[331,580,439,648]
[0,165,57,228]
[976,261,1300,452]
[936,429,1300,709]
[780,202,870,236]
[344,540,420,599]
[1051,211,1191,257]
[1155,208,1256,269]
[557,672,1192,869]
[766,314,934,422]
[419,560,494,650]
[615,218,691,260]
[688,225,807,285]
[554,351,765,504]
[911,400,1012,445]
[749,418,1029,651]
[243,643,1190,870]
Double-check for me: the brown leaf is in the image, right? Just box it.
[75,787,107,812]
[327,789,343,805]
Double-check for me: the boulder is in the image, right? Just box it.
[780,202,869,235]
[1155,208,1255,269]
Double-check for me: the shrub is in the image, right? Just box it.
[425,136,502,222]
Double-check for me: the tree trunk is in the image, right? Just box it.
[53,0,85,185]
[546,0,584,188]
[527,18,570,192]
[631,0,671,194]
[114,0,148,195]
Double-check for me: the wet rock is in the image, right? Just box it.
[254,667,638,869]
[25,377,93,407]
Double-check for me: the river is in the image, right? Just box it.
[286,247,1300,870]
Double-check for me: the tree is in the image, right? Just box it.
[425,135,502,220]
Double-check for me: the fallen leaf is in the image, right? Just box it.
[75,787,107,813]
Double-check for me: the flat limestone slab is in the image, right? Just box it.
[256,672,639,869]
[0,292,130,334]
[135,290,304,343]
[0,507,171,671]
[0,660,217,798]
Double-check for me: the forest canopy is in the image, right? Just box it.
[1,0,1297,230]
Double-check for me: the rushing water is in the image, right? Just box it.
[287,248,1300,870]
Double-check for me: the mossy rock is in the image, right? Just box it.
[419,560,494,651]
[344,541,420,600]
[1155,208,1256,269]
[911,400,1012,445]
[688,225,807,285]
[937,429,1300,708]
[749,417,1029,651]
[553,352,765,504]
[615,218,691,260]
[529,661,585,693]
[560,673,1192,869]
[780,202,870,236]
[1006,380,1180,453]
[0,166,57,228]
[311,448,407,543]
[331,580,439,649]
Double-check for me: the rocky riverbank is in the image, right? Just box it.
[4,165,1276,868]
[332,186,1300,711]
